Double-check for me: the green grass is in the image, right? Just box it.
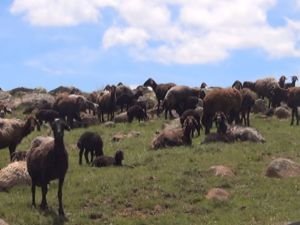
[1,115,300,225]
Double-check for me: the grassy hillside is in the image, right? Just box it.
[0,115,300,225]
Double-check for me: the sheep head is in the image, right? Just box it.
[214,112,228,135]
[51,119,70,140]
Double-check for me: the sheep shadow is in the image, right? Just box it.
[38,208,68,225]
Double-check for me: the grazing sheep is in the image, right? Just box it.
[53,94,85,128]
[11,151,28,162]
[92,150,124,167]
[201,88,242,134]
[97,85,117,122]
[0,116,40,161]
[27,119,70,216]
[0,161,31,191]
[151,116,196,149]
[35,109,60,125]
[254,77,278,108]
[202,112,265,144]
[180,109,202,137]
[163,85,201,119]
[77,131,103,165]
[284,76,298,89]
[127,104,148,123]
[143,78,176,116]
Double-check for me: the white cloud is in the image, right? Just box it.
[10,0,300,64]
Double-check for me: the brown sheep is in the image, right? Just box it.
[0,116,40,161]
[163,85,201,119]
[53,94,85,128]
[92,150,124,167]
[27,119,70,216]
[287,87,300,125]
[143,78,175,116]
[278,75,287,88]
[151,116,196,149]
[254,77,278,108]
[180,109,202,137]
[201,88,242,134]
[97,85,117,122]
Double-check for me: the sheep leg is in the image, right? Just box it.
[296,108,299,125]
[79,148,84,165]
[247,109,250,126]
[90,151,94,163]
[291,108,295,125]
[8,144,16,161]
[31,183,36,208]
[58,177,65,216]
[40,184,48,210]
[156,101,161,116]
[84,150,90,164]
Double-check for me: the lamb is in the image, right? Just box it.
[92,150,124,167]
[77,131,103,165]
[127,104,148,123]
[143,78,175,116]
[35,109,60,125]
[180,109,202,137]
[151,116,196,149]
[27,119,70,216]
[0,116,40,161]
[201,88,242,134]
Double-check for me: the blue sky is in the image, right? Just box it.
[1,0,300,92]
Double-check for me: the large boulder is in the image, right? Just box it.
[265,158,300,178]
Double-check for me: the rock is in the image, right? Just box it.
[114,112,128,123]
[265,158,300,178]
[112,133,127,142]
[104,121,115,128]
[162,118,181,130]
[274,107,291,119]
[0,219,9,225]
[252,99,267,114]
[209,165,235,177]
[206,188,230,201]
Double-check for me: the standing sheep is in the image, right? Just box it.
[143,78,175,116]
[284,76,298,89]
[77,131,104,165]
[163,85,201,119]
[97,85,117,122]
[27,119,70,216]
[0,116,39,161]
[35,109,60,125]
[127,104,148,123]
[240,88,257,126]
[201,88,242,134]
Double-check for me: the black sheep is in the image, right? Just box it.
[35,109,60,125]
[77,131,103,165]
[127,104,148,123]
[92,150,124,167]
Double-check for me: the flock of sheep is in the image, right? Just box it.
[0,75,299,217]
